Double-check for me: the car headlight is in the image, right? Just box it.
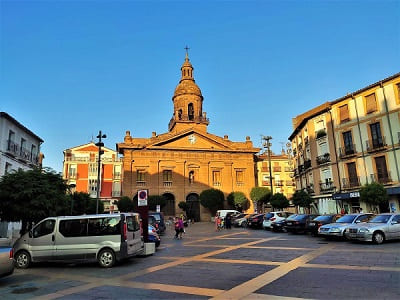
[330,227,341,233]
[358,228,369,233]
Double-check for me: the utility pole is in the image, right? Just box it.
[262,135,273,195]
[95,130,106,214]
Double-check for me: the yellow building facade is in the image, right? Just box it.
[117,53,259,221]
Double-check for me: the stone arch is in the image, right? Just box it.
[162,192,175,217]
[186,193,200,222]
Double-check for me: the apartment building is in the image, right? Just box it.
[0,112,43,245]
[62,143,123,212]
[255,151,295,200]
[289,73,400,214]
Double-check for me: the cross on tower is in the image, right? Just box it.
[184,45,190,56]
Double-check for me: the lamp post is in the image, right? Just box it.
[68,184,76,215]
[95,130,106,214]
[263,135,273,195]
[130,159,135,197]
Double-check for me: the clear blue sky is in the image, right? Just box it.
[1,0,399,173]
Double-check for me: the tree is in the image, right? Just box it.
[178,201,188,212]
[0,167,70,234]
[199,189,224,215]
[69,192,103,215]
[360,182,388,210]
[227,191,249,211]
[250,187,271,211]
[291,189,313,211]
[116,196,135,212]
[269,193,289,210]
[147,195,167,211]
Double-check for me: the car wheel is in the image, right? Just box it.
[15,250,31,269]
[372,231,385,245]
[98,249,116,268]
[241,221,247,228]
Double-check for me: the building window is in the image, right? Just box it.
[89,163,97,175]
[339,104,350,123]
[342,131,354,155]
[137,170,146,182]
[365,93,377,114]
[89,179,97,195]
[212,170,221,186]
[5,162,12,174]
[69,165,77,179]
[374,156,390,184]
[188,170,195,184]
[346,162,359,187]
[163,170,172,182]
[178,109,182,120]
[236,170,244,186]
[369,122,384,148]
[188,103,194,120]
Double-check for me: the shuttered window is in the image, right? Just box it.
[339,104,349,123]
[365,93,377,113]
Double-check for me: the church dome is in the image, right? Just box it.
[174,80,202,98]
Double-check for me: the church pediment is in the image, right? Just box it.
[148,131,230,150]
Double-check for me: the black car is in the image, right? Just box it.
[285,214,319,233]
[306,214,341,236]
[271,214,298,232]
[149,212,166,234]
[247,213,264,229]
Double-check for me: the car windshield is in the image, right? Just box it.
[286,214,297,220]
[294,215,307,220]
[313,215,332,222]
[336,215,357,223]
[265,213,274,219]
[150,214,161,221]
[369,215,391,223]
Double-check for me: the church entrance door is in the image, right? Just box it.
[186,193,200,222]
[162,193,175,217]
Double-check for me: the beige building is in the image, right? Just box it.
[289,73,400,214]
[255,152,295,200]
[117,53,259,221]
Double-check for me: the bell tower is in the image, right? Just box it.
[168,48,209,133]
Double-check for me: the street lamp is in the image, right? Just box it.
[262,135,273,195]
[95,130,106,214]
[130,159,135,197]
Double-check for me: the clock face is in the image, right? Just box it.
[188,134,196,144]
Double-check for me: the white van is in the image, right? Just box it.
[13,213,143,268]
[217,210,240,219]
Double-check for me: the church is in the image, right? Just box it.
[117,52,259,221]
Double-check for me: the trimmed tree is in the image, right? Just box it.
[291,189,313,212]
[147,195,167,211]
[227,191,249,211]
[178,201,188,213]
[70,191,104,215]
[199,189,224,215]
[250,187,271,212]
[360,182,388,212]
[269,193,289,210]
[116,196,135,212]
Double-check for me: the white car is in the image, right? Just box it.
[262,211,293,230]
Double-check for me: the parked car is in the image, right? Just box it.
[0,246,14,278]
[148,215,160,234]
[149,212,166,234]
[263,211,293,230]
[217,210,240,220]
[345,213,400,244]
[148,225,161,247]
[14,213,143,269]
[271,214,298,232]
[306,214,342,236]
[233,214,256,227]
[318,213,374,239]
[285,214,319,233]
[247,214,265,229]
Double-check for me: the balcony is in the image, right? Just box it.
[304,159,312,170]
[169,114,209,131]
[163,181,172,187]
[236,182,245,187]
[342,177,361,189]
[136,181,146,187]
[306,184,315,195]
[6,140,19,156]
[370,172,392,185]
[339,145,356,159]
[366,137,387,152]
[316,153,330,165]
[320,180,335,193]
[213,182,221,187]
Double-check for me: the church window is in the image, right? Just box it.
[163,170,172,182]
[188,103,194,120]
[236,170,244,186]
[178,109,182,120]
[212,170,221,187]
[137,170,146,183]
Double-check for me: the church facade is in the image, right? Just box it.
[117,53,259,221]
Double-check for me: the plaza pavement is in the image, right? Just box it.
[0,221,399,299]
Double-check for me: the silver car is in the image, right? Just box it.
[318,213,374,239]
[345,213,400,244]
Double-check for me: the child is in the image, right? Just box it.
[174,218,180,239]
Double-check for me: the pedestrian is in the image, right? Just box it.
[225,213,232,229]
[174,217,180,239]
[178,217,185,239]
[215,213,219,231]
[340,207,345,215]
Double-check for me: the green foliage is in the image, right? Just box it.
[0,167,70,229]
[69,192,103,215]
[116,196,135,212]
[147,195,167,211]
[199,189,225,215]
[269,193,289,209]
[178,201,188,212]
[250,187,271,205]
[360,182,388,206]
[292,189,313,208]
[227,191,249,211]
